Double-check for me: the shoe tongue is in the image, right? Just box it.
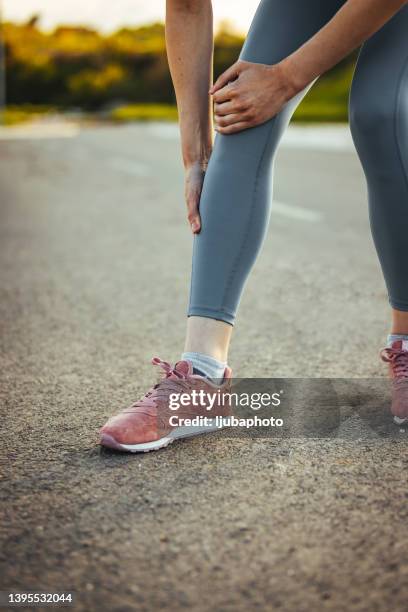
[391,340,408,351]
[174,360,193,376]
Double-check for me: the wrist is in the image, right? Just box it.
[179,105,213,170]
[276,56,308,99]
[183,144,212,171]
[184,158,211,173]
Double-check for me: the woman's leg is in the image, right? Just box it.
[349,4,408,328]
[349,4,408,421]
[392,310,408,335]
[186,0,345,363]
[100,0,349,449]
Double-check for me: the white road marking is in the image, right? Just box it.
[281,125,354,152]
[147,122,355,152]
[109,157,151,176]
[272,200,322,222]
[0,122,80,140]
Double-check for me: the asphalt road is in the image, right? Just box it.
[0,121,407,612]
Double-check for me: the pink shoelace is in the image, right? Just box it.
[381,347,408,379]
[127,357,193,411]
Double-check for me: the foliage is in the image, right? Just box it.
[4,19,356,121]
[109,103,178,122]
[3,104,55,125]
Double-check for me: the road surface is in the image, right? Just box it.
[0,121,407,611]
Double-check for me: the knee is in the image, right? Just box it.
[349,88,395,146]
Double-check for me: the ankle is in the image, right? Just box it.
[181,351,227,381]
[391,308,408,335]
[183,343,228,363]
[387,333,408,347]
[184,316,232,363]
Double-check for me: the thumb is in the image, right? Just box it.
[209,61,242,94]
[187,197,202,234]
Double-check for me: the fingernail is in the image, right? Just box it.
[191,222,198,232]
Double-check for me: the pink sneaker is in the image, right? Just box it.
[381,339,408,425]
[100,357,233,452]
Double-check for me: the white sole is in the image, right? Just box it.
[394,415,407,426]
[101,418,227,453]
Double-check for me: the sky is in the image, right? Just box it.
[3,1,259,34]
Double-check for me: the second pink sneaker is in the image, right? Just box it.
[100,357,233,452]
[381,339,408,425]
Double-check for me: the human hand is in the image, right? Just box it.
[184,160,207,234]
[210,60,297,134]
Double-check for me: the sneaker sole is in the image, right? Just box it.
[100,419,228,453]
[394,415,407,426]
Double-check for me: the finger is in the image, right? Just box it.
[215,121,252,135]
[209,62,240,94]
[214,113,243,128]
[212,83,236,104]
[214,100,238,116]
[186,198,201,234]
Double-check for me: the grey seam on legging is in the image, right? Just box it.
[220,118,276,313]
[392,54,408,311]
[187,121,275,324]
[395,53,408,211]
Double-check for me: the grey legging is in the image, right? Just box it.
[188,0,408,325]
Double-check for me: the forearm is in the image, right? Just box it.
[165,0,213,169]
[281,0,408,94]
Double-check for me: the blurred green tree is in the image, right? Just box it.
[4,19,355,120]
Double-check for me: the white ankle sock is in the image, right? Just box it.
[387,334,408,347]
[181,351,227,382]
